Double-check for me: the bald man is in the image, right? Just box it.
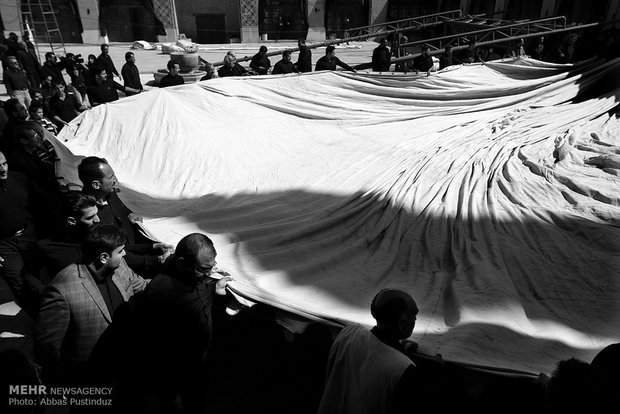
[318,289,419,414]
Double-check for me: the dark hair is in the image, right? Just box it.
[125,51,134,61]
[100,43,109,51]
[3,98,21,117]
[59,191,97,221]
[27,100,43,113]
[82,224,126,263]
[282,50,292,57]
[77,156,108,186]
[259,46,268,53]
[167,59,178,71]
[92,65,106,76]
[370,289,417,327]
[14,121,45,142]
[326,45,335,54]
[175,233,216,262]
[45,51,55,60]
[88,54,97,62]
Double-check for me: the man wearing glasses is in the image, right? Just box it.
[114,233,232,412]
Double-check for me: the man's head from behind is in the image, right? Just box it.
[325,45,336,58]
[371,289,418,339]
[78,156,117,198]
[59,191,100,234]
[259,45,268,55]
[173,233,217,285]
[81,224,126,271]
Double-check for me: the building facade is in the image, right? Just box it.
[1,0,618,44]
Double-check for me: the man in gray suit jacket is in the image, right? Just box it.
[35,224,148,385]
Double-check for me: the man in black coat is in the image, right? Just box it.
[97,43,121,81]
[121,52,142,95]
[159,60,185,88]
[372,38,392,72]
[315,46,357,72]
[413,44,434,75]
[272,50,299,74]
[249,45,271,75]
[295,39,312,72]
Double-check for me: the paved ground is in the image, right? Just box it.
[0,39,379,98]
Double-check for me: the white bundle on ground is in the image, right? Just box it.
[55,57,620,375]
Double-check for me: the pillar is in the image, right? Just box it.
[306,0,326,41]
[240,0,259,42]
[154,0,179,42]
[369,0,388,26]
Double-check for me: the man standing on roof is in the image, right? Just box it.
[315,46,357,73]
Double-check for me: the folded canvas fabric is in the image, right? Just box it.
[55,57,620,375]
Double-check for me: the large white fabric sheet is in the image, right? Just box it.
[55,57,620,374]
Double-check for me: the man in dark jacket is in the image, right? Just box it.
[316,46,357,72]
[102,233,232,412]
[4,55,31,108]
[86,65,136,106]
[295,39,312,72]
[217,54,248,78]
[40,52,65,86]
[159,60,184,88]
[0,150,37,306]
[272,50,299,74]
[78,156,173,276]
[249,45,271,75]
[413,44,434,75]
[371,38,392,72]
[97,43,121,81]
[121,52,142,95]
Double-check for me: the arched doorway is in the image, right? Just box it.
[325,0,368,39]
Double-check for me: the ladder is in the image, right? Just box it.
[20,0,66,61]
